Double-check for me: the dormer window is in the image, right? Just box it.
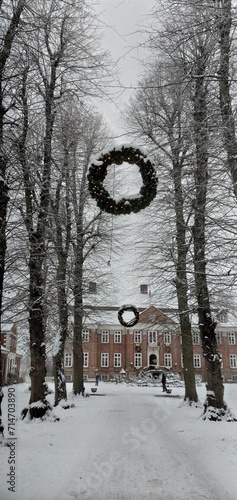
[88,281,97,293]
[217,311,227,323]
[140,284,148,294]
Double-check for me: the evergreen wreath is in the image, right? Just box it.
[87,145,157,215]
[118,304,140,328]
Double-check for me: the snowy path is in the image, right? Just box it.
[53,385,235,500]
[1,382,237,500]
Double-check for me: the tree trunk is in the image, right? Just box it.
[28,231,48,404]
[0,0,26,438]
[72,157,89,396]
[53,343,67,406]
[193,44,226,418]
[53,264,69,405]
[217,0,237,200]
[52,150,71,405]
[172,158,198,403]
[73,233,84,395]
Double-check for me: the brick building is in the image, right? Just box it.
[1,324,21,384]
[64,306,237,383]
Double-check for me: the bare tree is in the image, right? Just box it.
[125,0,237,417]
[70,110,110,395]
[125,64,198,403]
[49,107,72,406]
[15,0,112,417]
[191,31,226,418]
[0,0,27,440]
[48,101,110,403]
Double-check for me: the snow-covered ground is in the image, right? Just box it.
[1,382,237,500]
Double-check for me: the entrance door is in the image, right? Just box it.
[149,354,157,366]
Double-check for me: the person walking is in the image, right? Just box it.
[161,373,167,392]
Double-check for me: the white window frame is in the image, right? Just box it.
[163,331,171,344]
[148,331,157,345]
[218,312,227,323]
[114,353,121,367]
[82,329,89,342]
[65,353,72,367]
[228,332,236,345]
[192,332,200,345]
[229,354,237,368]
[101,331,109,343]
[134,353,142,367]
[134,331,142,343]
[114,331,121,343]
[83,352,89,367]
[164,353,172,368]
[193,354,201,368]
[101,353,109,367]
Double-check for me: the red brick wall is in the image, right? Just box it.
[63,311,237,383]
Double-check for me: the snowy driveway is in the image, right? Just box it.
[1,382,237,500]
[65,385,236,500]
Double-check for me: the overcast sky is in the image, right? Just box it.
[95,0,154,141]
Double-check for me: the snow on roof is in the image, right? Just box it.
[84,305,179,329]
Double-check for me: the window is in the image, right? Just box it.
[134,331,142,343]
[163,331,171,344]
[228,332,236,345]
[82,329,89,342]
[148,331,157,344]
[101,374,109,381]
[114,353,121,367]
[88,281,97,293]
[101,353,109,367]
[65,353,72,367]
[192,332,200,345]
[215,332,221,345]
[193,354,201,368]
[114,331,121,343]
[140,284,148,294]
[83,352,89,367]
[101,331,109,343]
[164,353,172,367]
[230,354,237,368]
[134,353,142,367]
[65,375,72,382]
[218,311,227,323]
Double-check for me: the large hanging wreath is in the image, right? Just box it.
[87,145,157,215]
[118,304,140,328]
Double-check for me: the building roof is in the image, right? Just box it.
[83,305,179,330]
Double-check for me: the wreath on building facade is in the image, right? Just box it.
[118,304,140,328]
[87,145,157,215]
